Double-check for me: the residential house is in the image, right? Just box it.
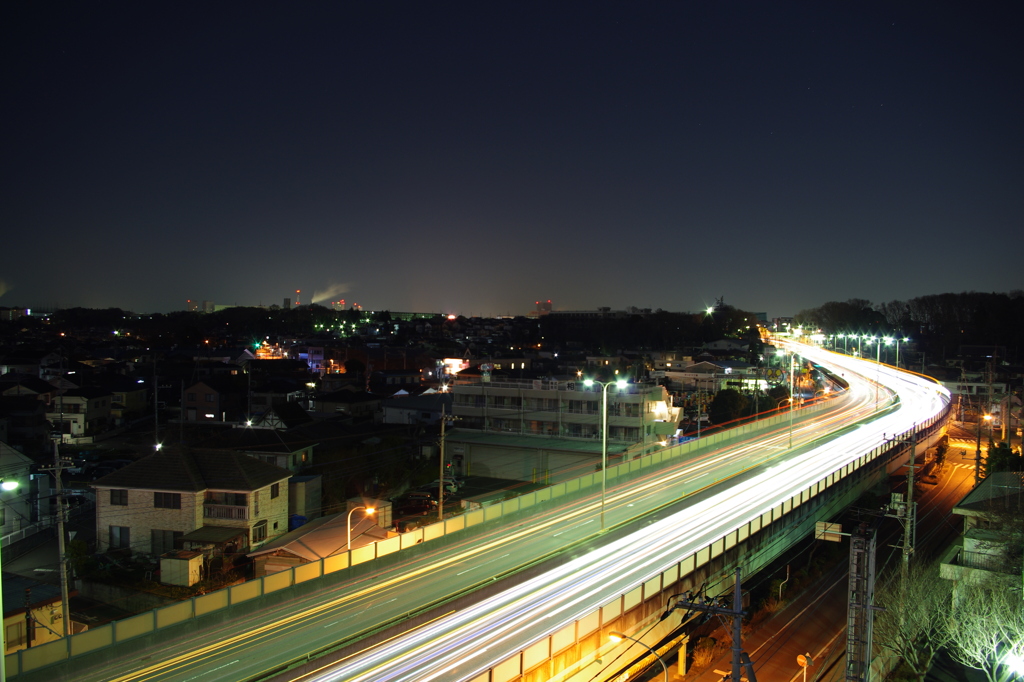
[183,379,245,422]
[313,388,382,420]
[368,369,421,395]
[0,376,59,406]
[45,387,113,440]
[379,392,453,426]
[0,396,51,457]
[0,442,33,543]
[248,402,313,431]
[939,471,1023,597]
[193,427,316,474]
[97,374,149,425]
[2,573,82,654]
[0,351,62,379]
[249,378,308,415]
[91,447,292,560]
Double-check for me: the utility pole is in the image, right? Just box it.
[885,428,918,582]
[664,569,756,682]
[153,359,159,450]
[41,441,72,637]
[438,405,457,521]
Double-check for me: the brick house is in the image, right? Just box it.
[91,447,292,558]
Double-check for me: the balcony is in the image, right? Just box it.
[203,504,249,520]
[940,545,1020,586]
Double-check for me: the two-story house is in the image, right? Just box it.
[183,379,245,422]
[46,387,113,440]
[91,447,292,559]
[97,374,149,426]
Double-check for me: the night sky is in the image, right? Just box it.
[3,2,1021,318]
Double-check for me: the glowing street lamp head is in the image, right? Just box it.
[1,479,18,491]
[583,379,595,387]
[366,507,376,515]
[615,379,627,389]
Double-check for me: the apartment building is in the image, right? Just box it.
[446,376,679,483]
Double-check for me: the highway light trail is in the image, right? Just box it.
[99,346,946,682]
[302,346,949,682]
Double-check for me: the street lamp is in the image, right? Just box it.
[609,631,668,682]
[787,351,796,448]
[584,377,627,529]
[347,505,375,551]
[888,336,909,369]
[864,335,883,410]
[1,478,18,680]
[974,413,992,486]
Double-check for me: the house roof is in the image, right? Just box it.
[955,471,1024,516]
[318,390,382,404]
[193,422,317,454]
[2,572,65,616]
[251,402,313,430]
[59,387,114,400]
[0,376,57,396]
[180,526,248,544]
[90,447,291,492]
[247,512,388,561]
[381,393,454,412]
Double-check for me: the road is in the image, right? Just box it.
[690,414,977,682]
[62,345,947,682]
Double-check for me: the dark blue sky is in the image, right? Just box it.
[3,2,1021,318]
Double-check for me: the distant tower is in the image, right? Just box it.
[186,299,199,312]
[295,289,301,306]
[529,299,552,318]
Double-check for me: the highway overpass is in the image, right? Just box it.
[10,344,950,682]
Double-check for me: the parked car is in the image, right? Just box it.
[430,477,461,493]
[397,498,437,516]
[414,486,453,501]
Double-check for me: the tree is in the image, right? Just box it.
[709,388,748,425]
[872,561,952,681]
[946,583,1024,682]
[983,440,1024,476]
[766,385,790,408]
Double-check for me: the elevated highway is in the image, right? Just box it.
[13,345,950,682]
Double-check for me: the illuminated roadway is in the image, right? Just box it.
[87,346,948,682]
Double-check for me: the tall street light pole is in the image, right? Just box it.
[788,351,796,448]
[347,505,375,551]
[865,335,882,410]
[584,377,627,530]
[609,631,668,682]
[1,478,19,680]
[974,413,992,486]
